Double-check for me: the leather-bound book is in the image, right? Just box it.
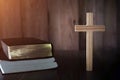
[1,38,52,60]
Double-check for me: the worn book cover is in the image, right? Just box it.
[1,38,53,60]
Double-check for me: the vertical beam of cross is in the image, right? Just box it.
[75,12,105,71]
[86,13,93,71]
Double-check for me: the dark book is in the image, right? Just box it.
[1,38,53,60]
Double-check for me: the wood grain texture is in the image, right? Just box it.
[104,0,117,51]
[75,12,105,71]
[78,0,86,51]
[84,0,117,55]
[84,0,105,54]
[117,0,120,51]
[86,31,93,71]
[0,0,22,38]
[75,25,105,32]
[21,0,48,41]
[93,0,105,54]
[48,0,79,50]
[82,0,118,68]
[1,69,58,80]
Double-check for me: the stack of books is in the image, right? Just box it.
[0,38,58,74]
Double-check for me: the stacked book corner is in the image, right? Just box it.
[0,38,58,74]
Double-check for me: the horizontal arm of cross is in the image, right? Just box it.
[75,25,105,32]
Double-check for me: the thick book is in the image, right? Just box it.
[0,57,58,74]
[1,38,53,60]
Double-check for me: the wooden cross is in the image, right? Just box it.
[75,12,105,71]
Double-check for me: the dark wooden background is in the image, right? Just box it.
[0,0,48,40]
[0,0,119,56]
[0,0,119,80]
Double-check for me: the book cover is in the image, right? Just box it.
[1,38,53,60]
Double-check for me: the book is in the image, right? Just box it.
[1,38,53,60]
[0,57,58,74]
